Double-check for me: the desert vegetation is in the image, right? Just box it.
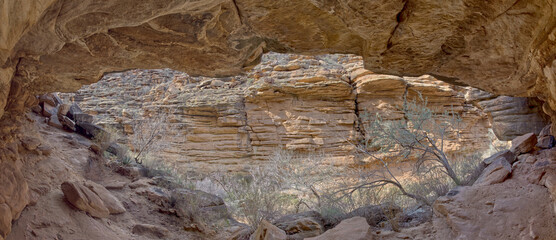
[96,91,506,234]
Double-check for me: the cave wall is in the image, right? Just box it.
[1,0,555,123]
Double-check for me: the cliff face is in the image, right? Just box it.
[1,1,556,124]
[63,53,546,172]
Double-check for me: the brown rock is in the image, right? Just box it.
[83,181,126,214]
[57,104,70,118]
[129,178,155,189]
[274,211,324,240]
[539,125,552,138]
[38,94,56,107]
[510,132,537,154]
[60,116,76,131]
[483,150,516,166]
[41,103,57,118]
[36,145,53,156]
[434,178,556,239]
[61,181,110,218]
[47,116,63,129]
[136,187,171,207]
[132,223,169,238]
[20,136,41,151]
[251,220,287,240]
[305,217,370,240]
[74,113,93,124]
[171,188,230,223]
[474,158,512,186]
[477,97,549,141]
[103,180,128,190]
[30,105,42,114]
[537,136,555,149]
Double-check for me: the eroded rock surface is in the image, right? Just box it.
[1,0,556,124]
[63,53,513,172]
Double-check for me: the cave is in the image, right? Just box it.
[1,1,556,239]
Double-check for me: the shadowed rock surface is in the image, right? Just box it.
[1,0,556,123]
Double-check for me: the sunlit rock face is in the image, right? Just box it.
[1,0,556,122]
[64,53,505,172]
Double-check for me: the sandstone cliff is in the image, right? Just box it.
[63,53,549,172]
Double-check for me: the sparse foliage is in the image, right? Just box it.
[130,111,171,164]
[350,92,475,206]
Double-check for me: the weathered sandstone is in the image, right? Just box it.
[63,53,515,172]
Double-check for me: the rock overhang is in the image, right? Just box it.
[1,0,555,122]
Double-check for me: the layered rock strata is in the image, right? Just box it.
[63,53,544,172]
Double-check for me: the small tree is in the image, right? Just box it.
[349,92,466,206]
[130,111,171,164]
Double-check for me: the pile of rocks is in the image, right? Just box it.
[31,93,108,144]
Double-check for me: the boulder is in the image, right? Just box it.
[251,220,286,240]
[38,94,56,107]
[76,122,107,139]
[60,115,76,131]
[345,203,401,227]
[537,136,555,149]
[47,116,64,129]
[274,211,324,240]
[83,181,126,214]
[61,181,110,218]
[171,188,230,223]
[510,133,537,154]
[67,103,83,120]
[50,93,63,106]
[477,97,549,141]
[132,224,169,239]
[19,136,41,151]
[305,217,370,240]
[89,144,102,155]
[30,105,42,114]
[136,187,171,207]
[129,178,155,189]
[41,103,57,118]
[539,125,552,138]
[483,150,516,165]
[74,113,93,124]
[474,158,512,186]
[57,104,70,118]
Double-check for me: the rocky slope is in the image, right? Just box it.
[1,1,555,125]
[1,110,244,240]
[62,53,548,172]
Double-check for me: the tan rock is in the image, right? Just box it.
[83,181,126,214]
[20,136,41,151]
[61,181,110,218]
[41,103,57,118]
[305,217,370,240]
[129,178,155,189]
[510,133,537,154]
[537,136,555,149]
[60,115,76,131]
[132,223,169,239]
[483,150,516,166]
[474,158,512,186]
[274,211,324,239]
[477,97,548,141]
[57,104,70,118]
[251,220,286,240]
[434,179,556,239]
